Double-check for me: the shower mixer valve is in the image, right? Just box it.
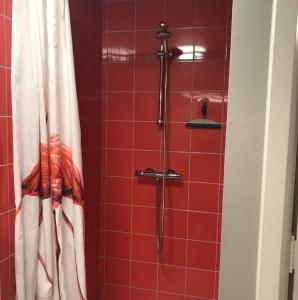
[135,168,181,181]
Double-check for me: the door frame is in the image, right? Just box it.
[219,0,298,299]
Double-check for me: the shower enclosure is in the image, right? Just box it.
[0,0,231,299]
[99,0,231,299]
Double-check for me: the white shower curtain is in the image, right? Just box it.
[11,0,87,299]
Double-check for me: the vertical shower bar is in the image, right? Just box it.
[155,21,171,260]
[157,47,165,127]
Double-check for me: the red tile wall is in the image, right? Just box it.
[69,0,102,298]
[0,0,15,299]
[100,0,231,299]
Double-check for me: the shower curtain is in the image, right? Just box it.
[11,0,87,299]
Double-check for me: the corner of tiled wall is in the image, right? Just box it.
[69,0,103,298]
[0,0,16,299]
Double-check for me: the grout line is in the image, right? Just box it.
[101,1,109,296]
[102,229,221,244]
[128,3,137,297]
[104,256,218,273]
[103,147,226,156]
[103,282,215,300]
[102,25,231,34]
[104,203,222,215]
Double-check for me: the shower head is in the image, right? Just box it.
[156,21,171,40]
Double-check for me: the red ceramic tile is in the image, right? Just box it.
[82,149,101,179]
[168,92,192,122]
[105,231,131,259]
[7,69,12,115]
[190,153,220,183]
[106,204,131,232]
[5,18,11,66]
[5,0,12,17]
[195,28,227,60]
[165,0,196,28]
[158,292,184,300]
[224,58,230,91]
[0,67,6,115]
[107,31,135,63]
[167,152,189,181]
[169,62,194,91]
[194,60,225,91]
[0,212,9,260]
[8,164,14,209]
[106,177,132,205]
[81,119,101,149]
[188,212,218,242]
[226,27,231,60]
[215,271,220,299]
[162,237,187,266]
[133,178,156,207]
[132,233,156,263]
[196,0,228,27]
[0,0,4,14]
[165,180,188,210]
[107,121,133,149]
[216,243,221,271]
[132,206,155,235]
[220,154,225,184]
[187,240,217,270]
[191,129,222,153]
[134,150,160,173]
[77,91,101,121]
[84,178,102,209]
[0,165,8,213]
[0,259,9,300]
[221,124,227,153]
[186,269,215,298]
[0,16,5,65]
[134,92,159,122]
[102,32,108,62]
[0,117,8,164]
[189,182,219,212]
[106,149,133,177]
[218,184,223,213]
[227,0,233,27]
[136,0,163,30]
[105,258,130,285]
[164,209,187,239]
[107,1,135,31]
[107,92,133,120]
[168,122,190,152]
[135,61,160,91]
[9,255,16,299]
[169,29,195,62]
[7,118,13,163]
[131,288,157,300]
[217,214,222,243]
[158,264,186,294]
[222,94,228,123]
[107,63,134,91]
[134,122,161,150]
[192,93,224,123]
[101,63,108,90]
[85,236,100,291]
[9,210,14,255]
[136,30,159,62]
[131,261,157,289]
[85,207,100,238]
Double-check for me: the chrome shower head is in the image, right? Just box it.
[155,21,171,40]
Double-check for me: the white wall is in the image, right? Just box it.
[219,0,298,299]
